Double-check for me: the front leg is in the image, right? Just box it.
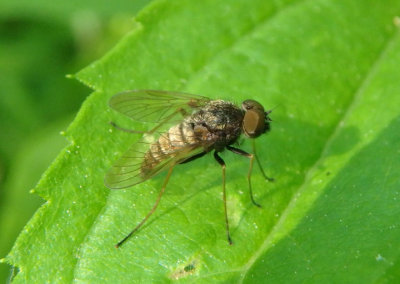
[251,139,274,182]
[226,145,261,208]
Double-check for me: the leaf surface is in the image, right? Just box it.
[5,0,400,282]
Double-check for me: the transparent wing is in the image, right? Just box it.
[109,90,210,123]
[104,132,207,189]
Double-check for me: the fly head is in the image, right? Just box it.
[241,99,272,138]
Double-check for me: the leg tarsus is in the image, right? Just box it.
[255,153,274,182]
[115,166,174,248]
[109,121,147,134]
[227,234,233,246]
[252,140,274,182]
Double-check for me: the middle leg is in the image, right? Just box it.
[214,151,233,245]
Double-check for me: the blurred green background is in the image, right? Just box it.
[0,0,152,281]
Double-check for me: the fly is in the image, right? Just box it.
[104,90,273,248]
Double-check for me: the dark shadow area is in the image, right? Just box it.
[245,115,400,282]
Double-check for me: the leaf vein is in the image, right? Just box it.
[238,22,400,283]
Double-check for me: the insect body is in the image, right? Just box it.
[141,100,243,177]
[105,90,273,248]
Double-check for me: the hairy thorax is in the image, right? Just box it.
[188,100,244,151]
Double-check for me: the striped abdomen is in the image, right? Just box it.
[141,122,200,176]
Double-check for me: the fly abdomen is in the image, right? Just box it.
[141,122,199,176]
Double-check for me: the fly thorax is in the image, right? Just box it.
[190,100,244,146]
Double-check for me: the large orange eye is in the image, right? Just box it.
[242,100,267,138]
[243,109,265,138]
[242,100,264,112]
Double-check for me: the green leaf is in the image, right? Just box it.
[0,0,152,20]
[0,18,87,162]
[0,117,70,280]
[5,0,400,282]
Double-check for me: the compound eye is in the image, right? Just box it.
[242,101,252,110]
[242,99,264,112]
[243,109,265,138]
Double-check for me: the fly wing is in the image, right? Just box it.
[106,90,211,189]
[104,131,207,189]
[109,90,210,123]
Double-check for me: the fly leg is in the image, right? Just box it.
[109,121,146,133]
[214,151,233,245]
[252,139,274,182]
[179,151,207,164]
[226,145,261,208]
[115,166,174,248]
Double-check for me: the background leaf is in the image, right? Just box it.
[5,0,400,282]
[0,0,151,282]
